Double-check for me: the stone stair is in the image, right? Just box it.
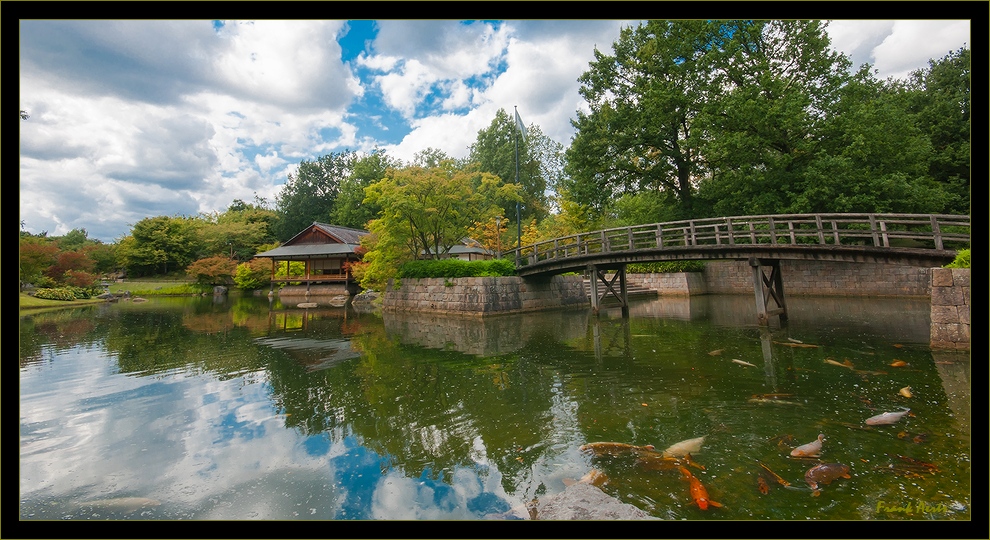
[583,275,657,301]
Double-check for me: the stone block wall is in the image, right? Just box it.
[698,260,931,296]
[383,275,587,315]
[633,272,708,295]
[930,268,970,350]
[277,284,352,297]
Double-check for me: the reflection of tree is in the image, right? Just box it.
[19,307,102,368]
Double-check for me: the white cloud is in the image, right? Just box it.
[828,20,969,79]
[212,20,361,110]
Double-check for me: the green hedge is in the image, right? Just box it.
[33,287,79,301]
[397,258,517,279]
[628,260,706,273]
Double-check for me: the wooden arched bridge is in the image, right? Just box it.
[506,213,970,324]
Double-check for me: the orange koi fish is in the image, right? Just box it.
[757,461,792,487]
[679,467,722,510]
[579,442,655,457]
[757,476,770,495]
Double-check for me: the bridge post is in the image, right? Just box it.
[750,258,788,325]
[588,264,600,315]
[586,264,629,317]
[618,264,629,317]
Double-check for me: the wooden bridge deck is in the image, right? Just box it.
[509,213,969,277]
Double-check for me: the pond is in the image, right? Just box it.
[18,293,971,522]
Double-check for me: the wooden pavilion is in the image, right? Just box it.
[254,222,368,295]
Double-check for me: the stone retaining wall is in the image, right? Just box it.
[277,284,352,297]
[383,275,587,316]
[634,272,707,295]
[634,260,931,297]
[930,268,970,350]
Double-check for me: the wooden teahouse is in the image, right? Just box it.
[255,222,368,296]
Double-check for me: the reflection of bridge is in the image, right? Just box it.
[507,213,970,324]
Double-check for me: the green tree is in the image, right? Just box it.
[56,228,90,251]
[697,20,851,216]
[365,161,519,261]
[117,216,202,277]
[468,109,548,222]
[906,47,970,214]
[565,20,725,219]
[233,258,273,290]
[197,200,280,261]
[780,65,945,214]
[329,149,399,229]
[274,152,354,240]
[566,20,854,220]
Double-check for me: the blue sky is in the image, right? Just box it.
[18,19,972,242]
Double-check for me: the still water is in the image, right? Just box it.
[19,294,971,520]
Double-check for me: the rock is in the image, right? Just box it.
[213,286,228,295]
[131,297,148,303]
[486,482,658,520]
[534,483,659,520]
[297,302,318,308]
[327,295,349,307]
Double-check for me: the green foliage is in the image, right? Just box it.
[397,258,517,279]
[199,201,280,261]
[128,283,210,296]
[118,215,202,277]
[274,260,305,278]
[944,249,970,269]
[468,109,548,221]
[234,258,273,290]
[363,160,520,269]
[906,47,971,214]
[275,151,354,241]
[33,288,78,301]
[329,149,399,229]
[628,260,706,273]
[611,191,682,227]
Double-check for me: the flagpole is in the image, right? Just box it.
[514,106,521,257]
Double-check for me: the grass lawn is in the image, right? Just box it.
[19,292,105,313]
[19,278,204,314]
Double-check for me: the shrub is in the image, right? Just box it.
[945,249,970,269]
[628,260,706,273]
[34,287,78,301]
[33,276,58,289]
[234,258,272,290]
[186,256,237,285]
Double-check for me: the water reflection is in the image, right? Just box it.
[19,294,969,521]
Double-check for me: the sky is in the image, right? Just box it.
[18,18,973,243]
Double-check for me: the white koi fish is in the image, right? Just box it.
[662,436,706,458]
[865,408,911,426]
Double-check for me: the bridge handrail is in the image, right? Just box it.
[508,213,970,267]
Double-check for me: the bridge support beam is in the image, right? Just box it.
[749,258,788,325]
[587,264,629,317]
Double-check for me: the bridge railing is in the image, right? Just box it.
[509,213,970,267]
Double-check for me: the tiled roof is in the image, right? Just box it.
[312,222,368,244]
[255,243,359,258]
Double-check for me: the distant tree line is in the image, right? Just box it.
[20,20,969,292]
